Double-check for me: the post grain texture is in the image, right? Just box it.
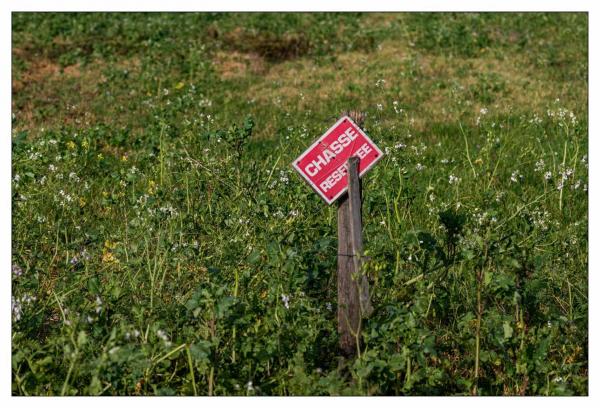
[337,191,356,356]
[337,112,373,356]
[348,157,373,319]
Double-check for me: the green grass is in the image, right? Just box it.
[12,12,588,395]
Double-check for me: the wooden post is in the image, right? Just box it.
[337,189,358,356]
[348,157,373,319]
[337,112,372,356]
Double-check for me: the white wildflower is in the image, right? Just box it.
[279,170,289,184]
[281,294,290,309]
[12,293,36,321]
[534,159,545,172]
[156,329,171,346]
[95,296,103,314]
[12,264,23,277]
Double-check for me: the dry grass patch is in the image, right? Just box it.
[12,54,144,133]
[247,39,583,134]
[213,51,267,80]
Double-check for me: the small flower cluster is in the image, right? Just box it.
[102,241,118,264]
[281,294,290,309]
[474,210,498,228]
[12,264,23,278]
[268,169,292,189]
[557,166,574,191]
[534,159,545,172]
[70,249,91,266]
[476,107,488,126]
[510,170,523,183]
[12,293,36,321]
[156,329,172,346]
[158,204,179,218]
[531,209,551,231]
[528,113,543,125]
[170,239,200,253]
[392,101,404,114]
[69,172,80,183]
[125,329,141,341]
[449,175,461,185]
[547,106,577,126]
[279,170,289,185]
[95,296,103,314]
[410,143,428,157]
[198,98,212,108]
[56,189,74,207]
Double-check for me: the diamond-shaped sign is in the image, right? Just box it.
[292,116,384,204]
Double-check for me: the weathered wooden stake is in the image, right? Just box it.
[337,140,373,356]
[348,157,373,319]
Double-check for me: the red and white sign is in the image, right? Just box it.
[292,116,384,205]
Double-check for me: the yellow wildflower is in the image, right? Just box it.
[102,241,118,264]
[147,180,157,195]
[102,250,117,264]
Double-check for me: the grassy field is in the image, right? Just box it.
[11,12,588,395]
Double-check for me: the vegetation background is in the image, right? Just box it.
[11,12,588,395]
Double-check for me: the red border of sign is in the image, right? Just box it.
[291,115,385,205]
